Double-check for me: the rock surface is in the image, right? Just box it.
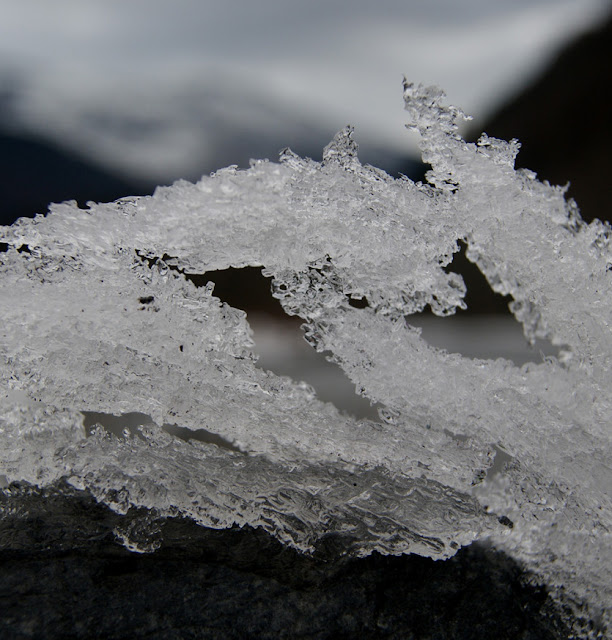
[0,483,578,640]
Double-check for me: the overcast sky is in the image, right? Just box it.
[0,0,609,182]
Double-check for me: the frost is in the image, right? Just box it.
[1,80,611,631]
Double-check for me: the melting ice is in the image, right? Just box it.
[0,81,610,631]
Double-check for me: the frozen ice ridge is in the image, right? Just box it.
[1,81,611,633]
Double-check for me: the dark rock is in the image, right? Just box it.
[0,482,574,639]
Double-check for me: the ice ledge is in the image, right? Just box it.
[0,82,610,632]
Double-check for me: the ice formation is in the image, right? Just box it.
[1,82,610,632]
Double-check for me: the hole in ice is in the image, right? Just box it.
[0,242,8,253]
[136,253,379,420]
[443,240,511,315]
[163,424,245,453]
[485,444,514,479]
[471,445,515,517]
[409,241,561,365]
[409,314,560,365]
[81,411,243,452]
[348,295,369,309]
[194,267,380,421]
[252,314,381,420]
[82,411,152,438]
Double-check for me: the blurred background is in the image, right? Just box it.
[1,0,611,417]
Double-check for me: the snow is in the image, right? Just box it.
[1,81,610,630]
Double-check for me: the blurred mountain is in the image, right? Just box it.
[0,113,418,229]
[469,10,611,224]
[0,130,147,227]
[3,10,609,320]
[0,70,422,200]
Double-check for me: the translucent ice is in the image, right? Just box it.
[0,81,610,632]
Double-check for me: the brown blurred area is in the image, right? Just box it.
[469,10,611,225]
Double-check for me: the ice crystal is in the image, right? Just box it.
[1,81,610,631]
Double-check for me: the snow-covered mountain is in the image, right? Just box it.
[0,0,607,184]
